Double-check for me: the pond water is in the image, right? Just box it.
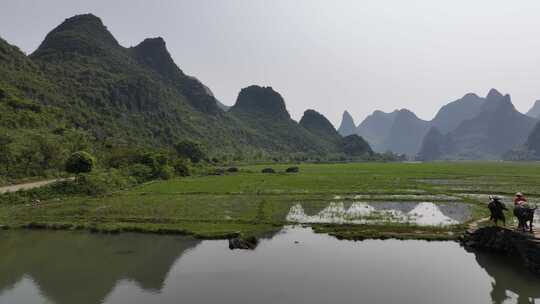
[286,202,470,226]
[0,227,539,304]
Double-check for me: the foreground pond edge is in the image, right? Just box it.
[4,221,539,274]
[0,221,468,241]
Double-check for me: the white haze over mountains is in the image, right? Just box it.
[2,0,540,126]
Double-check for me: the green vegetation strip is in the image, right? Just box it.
[3,162,538,240]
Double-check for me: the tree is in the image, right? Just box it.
[0,133,13,174]
[18,140,42,176]
[173,159,191,176]
[174,140,206,163]
[65,151,95,174]
[62,129,93,154]
[35,135,64,171]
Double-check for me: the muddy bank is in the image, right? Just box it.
[461,226,540,274]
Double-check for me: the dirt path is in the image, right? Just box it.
[0,178,73,194]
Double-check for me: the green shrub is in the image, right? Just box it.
[65,151,95,174]
[173,159,191,177]
[174,140,206,163]
[105,146,142,168]
[129,163,154,182]
[0,170,135,204]
[157,165,174,180]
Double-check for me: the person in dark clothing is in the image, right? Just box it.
[488,196,507,226]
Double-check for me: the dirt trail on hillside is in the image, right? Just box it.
[0,178,73,194]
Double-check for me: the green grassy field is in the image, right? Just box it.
[1,162,539,239]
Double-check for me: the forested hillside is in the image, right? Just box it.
[0,14,375,181]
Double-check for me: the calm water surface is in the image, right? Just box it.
[0,227,538,304]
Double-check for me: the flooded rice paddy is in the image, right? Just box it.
[1,227,539,304]
[286,201,470,226]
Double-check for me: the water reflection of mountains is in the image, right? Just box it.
[1,228,539,304]
[287,201,471,225]
[0,231,200,304]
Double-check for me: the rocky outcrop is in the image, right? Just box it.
[338,111,356,136]
[299,109,343,149]
[416,127,448,161]
[461,227,540,274]
[419,89,537,160]
[356,110,398,152]
[430,93,485,134]
[342,134,373,156]
[356,108,429,156]
[300,109,341,140]
[382,109,430,156]
[132,37,220,114]
[228,236,259,250]
[230,86,290,119]
[32,14,120,58]
[525,121,540,158]
[526,100,540,119]
[229,86,342,154]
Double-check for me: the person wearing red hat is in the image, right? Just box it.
[514,192,527,206]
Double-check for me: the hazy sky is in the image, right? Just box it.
[2,0,540,126]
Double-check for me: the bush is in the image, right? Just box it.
[226,167,239,173]
[261,168,275,174]
[157,165,174,180]
[285,166,299,173]
[129,163,154,182]
[174,140,206,163]
[65,151,95,174]
[0,170,134,204]
[105,146,142,168]
[211,168,225,175]
[49,171,132,196]
[173,159,191,177]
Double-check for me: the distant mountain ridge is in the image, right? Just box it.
[382,109,430,156]
[6,13,538,161]
[300,109,372,156]
[341,88,538,159]
[417,89,537,160]
[526,100,540,119]
[430,93,485,134]
[356,110,399,152]
[337,111,356,136]
[0,13,373,160]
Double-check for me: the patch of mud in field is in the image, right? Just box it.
[286,201,470,226]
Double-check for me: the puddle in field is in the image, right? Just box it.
[286,201,469,226]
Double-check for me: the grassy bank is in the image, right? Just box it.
[1,162,538,239]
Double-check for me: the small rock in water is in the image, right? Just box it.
[228,236,259,250]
